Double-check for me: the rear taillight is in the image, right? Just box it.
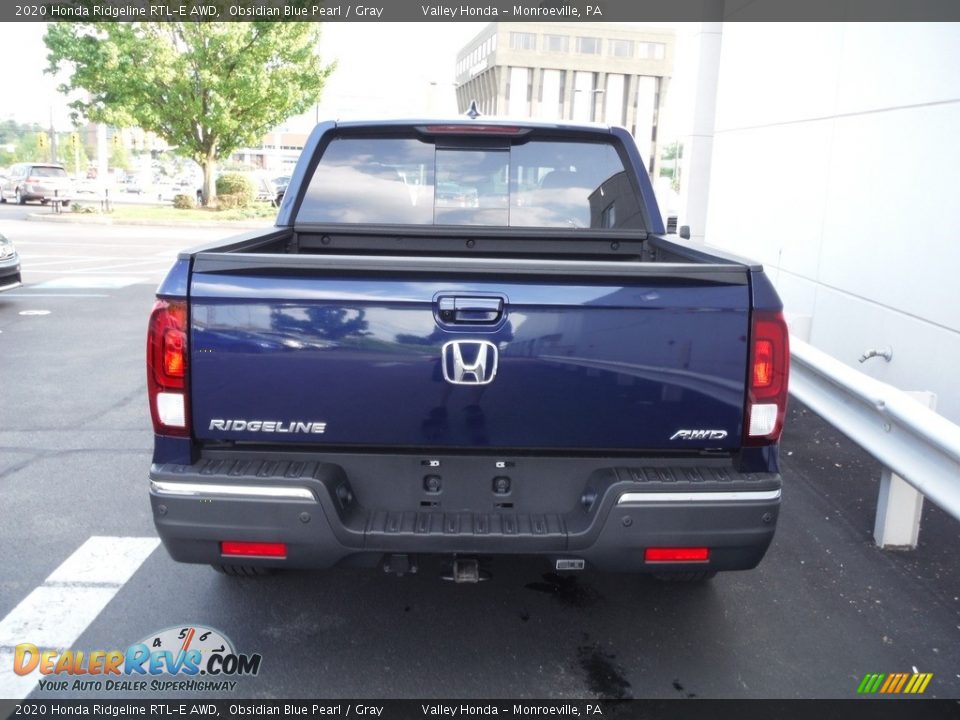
[147,299,189,437]
[744,310,789,445]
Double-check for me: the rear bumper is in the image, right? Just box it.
[150,451,781,573]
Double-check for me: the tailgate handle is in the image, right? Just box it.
[438,296,504,324]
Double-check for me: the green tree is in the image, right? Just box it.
[59,132,90,176]
[15,133,47,163]
[110,141,131,172]
[1,121,45,164]
[45,21,334,205]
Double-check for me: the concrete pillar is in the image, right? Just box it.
[624,75,638,136]
[562,70,575,121]
[496,66,508,117]
[675,22,723,244]
[594,72,606,123]
[530,67,542,119]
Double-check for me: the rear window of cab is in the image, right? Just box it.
[297,133,646,231]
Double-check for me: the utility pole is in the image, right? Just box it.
[49,106,58,164]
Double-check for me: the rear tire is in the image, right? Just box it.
[16,189,25,205]
[653,570,717,583]
[212,564,276,577]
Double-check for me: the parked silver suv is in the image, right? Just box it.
[0,163,74,205]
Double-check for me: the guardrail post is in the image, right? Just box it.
[873,391,937,549]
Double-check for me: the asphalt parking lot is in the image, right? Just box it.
[0,205,958,701]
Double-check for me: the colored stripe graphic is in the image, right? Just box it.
[912,673,932,693]
[858,672,932,694]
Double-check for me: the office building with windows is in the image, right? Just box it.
[455,23,674,174]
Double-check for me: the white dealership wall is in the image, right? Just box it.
[694,23,960,424]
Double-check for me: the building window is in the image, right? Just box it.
[576,37,602,55]
[543,34,569,53]
[510,32,536,51]
[609,39,634,58]
[638,42,667,60]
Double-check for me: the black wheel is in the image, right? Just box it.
[62,200,70,208]
[212,564,276,577]
[653,570,717,582]
[16,189,25,205]
[0,188,6,204]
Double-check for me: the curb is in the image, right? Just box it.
[25,212,274,231]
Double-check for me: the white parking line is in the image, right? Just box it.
[2,294,111,298]
[32,277,149,289]
[0,536,160,699]
[17,257,141,268]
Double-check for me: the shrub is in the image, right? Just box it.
[173,193,195,210]
[215,173,255,207]
[218,193,250,210]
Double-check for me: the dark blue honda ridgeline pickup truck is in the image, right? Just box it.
[147,117,789,582]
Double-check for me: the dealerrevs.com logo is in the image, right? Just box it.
[13,625,261,693]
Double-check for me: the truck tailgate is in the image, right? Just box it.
[188,255,750,452]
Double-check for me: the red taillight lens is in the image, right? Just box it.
[163,330,185,378]
[221,541,287,558]
[744,310,790,445]
[147,299,190,437]
[753,340,774,388]
[645,547,710,563]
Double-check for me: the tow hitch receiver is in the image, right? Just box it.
[442,558,488,583]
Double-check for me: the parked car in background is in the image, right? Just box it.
[0,233,22,292]
[273,175,291,206]
[0,163,74,206]
[124,177,146,195]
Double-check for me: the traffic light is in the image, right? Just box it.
[112,133,121,148]
[37,132,48,150]
[68,132,80,150]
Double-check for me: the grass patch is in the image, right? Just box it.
[105,203,277,223]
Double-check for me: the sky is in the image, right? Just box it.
[0,22,490,131]
[0,21,691,135]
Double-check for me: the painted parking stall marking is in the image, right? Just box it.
[0,536,160,699]
[33,276,148,290]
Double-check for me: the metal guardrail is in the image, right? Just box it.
[788,338,960,537]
